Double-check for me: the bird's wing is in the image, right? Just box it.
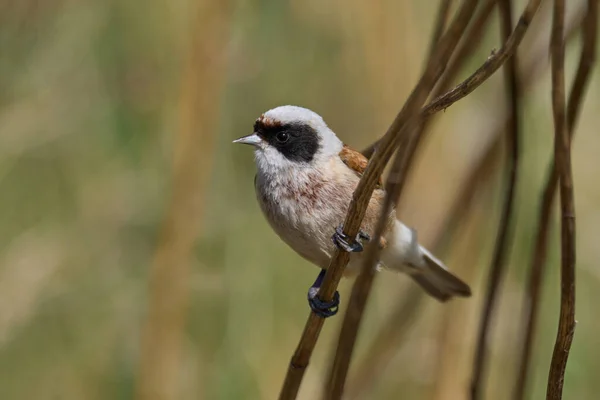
[338,145,383,189]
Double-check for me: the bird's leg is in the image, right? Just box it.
[307,269,340,318]
[307,226,370,317]
[332,224,370,253]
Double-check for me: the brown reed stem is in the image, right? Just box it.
[469,0,521,398]
[362,0,497,159]
[423,0,542,117]
[545,0,572,396]
[324,1,482,398]
[364,0,540,160]
[347,133,502,400]
[391,0,497,205]
[515,2,596,398]
[433,0,498,103]
[426,7,585,399]
[134,2,231,400]
[429,0,455,59]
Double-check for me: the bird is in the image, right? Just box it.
[233,105,471,317]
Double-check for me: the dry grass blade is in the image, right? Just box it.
[515,2,596,398]
[134,2,231,399]
[546,0,577,398]
[323,1,481,398]
[279,1,481,399]
[469,0,521,398]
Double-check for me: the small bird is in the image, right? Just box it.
[234,105,471,317]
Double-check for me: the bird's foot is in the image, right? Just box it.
[307,269,340,318]
[308,288,340,318]
[332,224,370,253]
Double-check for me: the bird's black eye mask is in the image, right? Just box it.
[254,121,321,163]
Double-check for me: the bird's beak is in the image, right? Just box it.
[233,133,262,147]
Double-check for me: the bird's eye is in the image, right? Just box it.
[276,131,289,143]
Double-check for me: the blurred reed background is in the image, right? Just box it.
[0,0,598,399]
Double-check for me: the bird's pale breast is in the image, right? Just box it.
[255,158,394,272]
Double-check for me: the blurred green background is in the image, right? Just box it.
[0,0,598,399]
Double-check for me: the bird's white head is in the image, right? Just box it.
[233,105,343,177]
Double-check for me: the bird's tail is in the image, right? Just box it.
[382,221,471,302]
[411,246,471,302]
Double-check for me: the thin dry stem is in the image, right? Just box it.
[515,2,596,398]
[433,0,498,103]
[423,0,542,117]
[546,0,577,398]
[390,0,497,206]
[344,286,424,400]
[347,134,501,400]
[566,2,597,133]
[470,0,521,398]
[433,14,581,397]
[393,0,497,210]
[362,0,496,159]
[134,2,231,400]
[429,0,455,59]
[344,5,499,399]
[364,0,541,159]
[324,1,481,398]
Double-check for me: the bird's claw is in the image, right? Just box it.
[332,225,369,253]
[308,289,340,318]
[358,230,371,242]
